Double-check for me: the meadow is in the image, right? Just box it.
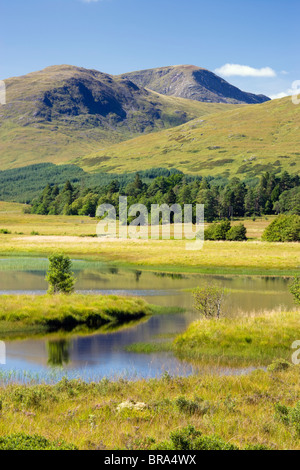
[0,203,298,275]
[1,366,300,450]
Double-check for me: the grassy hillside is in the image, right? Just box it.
[0,65,238,170]
[79,96,300,178]
[120,65,270,104]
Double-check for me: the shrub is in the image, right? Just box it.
[205,220,231,241]
[10,386,57,409]
[192,285,227,318]
[267,359,291,372]
[0,229,11,234]
[244,444,271,451]
[262,214,300,242]
[0,433,77,450]
[275,401,300,434]
[226,223,247,241]
[157,426,239,451]
[175,397,210,416]
[290,277,300,305]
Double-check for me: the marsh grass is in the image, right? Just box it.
[0,369,300,449]
[0,294,150,333]
[174,309,300,364]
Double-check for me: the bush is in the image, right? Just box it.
[267,359,291,372]
[226,223,247,241]
[11,385,57,409]
[175,397,210,416]
[262,214,300,242]
[205,220,231,241]
[290,278,300,305]
[275,401,300,435]
[192,285,227,318]
[156,426,239,451]
[0,433,77,450]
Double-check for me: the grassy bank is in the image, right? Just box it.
[0,294,150,334]
[1,368,300,450]
[126,309,300,365]
[0,236,299,276]
[174,309,300,364]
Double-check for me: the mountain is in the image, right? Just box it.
[79,96,300,179]
[119,65,270,104]
[0,65,238,170]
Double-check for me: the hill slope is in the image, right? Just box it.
[79,96,300,178]
[0,65,238,170]
[119,65,270,104]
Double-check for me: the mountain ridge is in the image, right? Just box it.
[0,64,241,170]
[119,65,270,104]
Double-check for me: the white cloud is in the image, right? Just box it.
[215,63,277,78]
[270,82,300,100]
[270,91,289,100]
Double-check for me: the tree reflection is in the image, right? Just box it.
[47,339,70,366]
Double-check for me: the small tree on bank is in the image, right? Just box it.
[290,278,300,305]
[192,285,227,319]
[46,254,75,294]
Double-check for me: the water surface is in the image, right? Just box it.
[0,258,294,381]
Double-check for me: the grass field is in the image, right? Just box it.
[0,201,275,238]
[1,367,300,450]
[1,203,298,275]
[0,234,298,275]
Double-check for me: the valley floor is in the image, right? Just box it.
[1,203,298,276]
[0,234,298,276]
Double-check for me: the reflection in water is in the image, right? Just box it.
[0,257,296,381]
[108,267,119,275]
[134,271,142,282]
[154,272,186,280]
[47,340,70,367]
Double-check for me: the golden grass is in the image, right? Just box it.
[0,368,300,449]
[0,294,149,332]
[0,234,298,275]
[0,205,275,238]
[174,309,300,364]
[0,207,298,275]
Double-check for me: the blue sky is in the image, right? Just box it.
[1,0,299,98]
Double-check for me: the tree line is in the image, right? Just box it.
[30,170,300,222]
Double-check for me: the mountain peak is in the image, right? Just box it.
[119,65,270,104]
